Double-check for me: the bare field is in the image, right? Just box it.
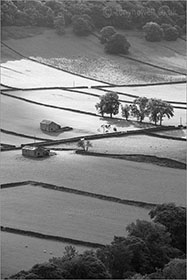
[90,135,186,163]
[1,150,185,206]
[1,231,87,279]
[2,28,185,85]
[1,184,150,245]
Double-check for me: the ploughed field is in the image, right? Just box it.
[1,231,88,279]
[1,150,185,207]
[1,184,150,245]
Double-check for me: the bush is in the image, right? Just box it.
[164,26,179,41]
[72,14,93,36]
[100,26,116,44]
[104,33,131,54]
[143,22,163,41]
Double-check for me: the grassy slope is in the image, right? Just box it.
[1,185,149,244]
[1,150,185,206]
[1,27,186,85]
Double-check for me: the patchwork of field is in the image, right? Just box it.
[1,150,185,206]
[90,135,186,163]
[1,231,88,279]
[1,94,143,143]
[1,185,150,245]
[1,25,186,279]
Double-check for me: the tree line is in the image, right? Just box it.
[95,92,174,125]
[9,203,186,279]
[1,0,186,40]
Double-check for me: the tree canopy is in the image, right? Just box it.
[95,92,120,118]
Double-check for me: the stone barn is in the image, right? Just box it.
[40,120,61,132]
[22,146,50,158]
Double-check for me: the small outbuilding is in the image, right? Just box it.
[22,146,50,158]
[40,120,61,132]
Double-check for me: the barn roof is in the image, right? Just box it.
[40,120,60,125]
[22,146,39,151]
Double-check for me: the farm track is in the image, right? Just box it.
[1,41,186,86]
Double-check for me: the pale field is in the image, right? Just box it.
[1,185,150,245]
[1,231,88,279]
[1,150,185,206]
[1,94,141,141]
[1,58,106,89]
[103,83,186,104]
[90,135,186,163]
[2,28,185,85]
[5,89,100,114]
[1,132,41,146]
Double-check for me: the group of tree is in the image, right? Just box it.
[9,203,186,279]
[1,0,186,40]
[99,25,131,54]
[96,92,174,125]
[143,21,182,42]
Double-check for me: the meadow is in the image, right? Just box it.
[1,150,185,206]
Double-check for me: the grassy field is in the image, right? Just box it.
[90,135,186,163]
[1,231,88,279]
[1,94,146,141]
[154,129,187,139]
[1,150,185,206]
[2,27,185,85]
[1,184,150,245]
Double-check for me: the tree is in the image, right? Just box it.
[163,258,186,279]
[149,203,186,253]
[104,33,131,54]
[164,26,179,41]
[143,22,163,41]
[126,220,178,271]
[54,13,65,35]
[131,97,149,122]
[95,92,120,118]
[121,104,131,120]
[100,26,116,44]
[77,138,92,152]
[147,98,174,125]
